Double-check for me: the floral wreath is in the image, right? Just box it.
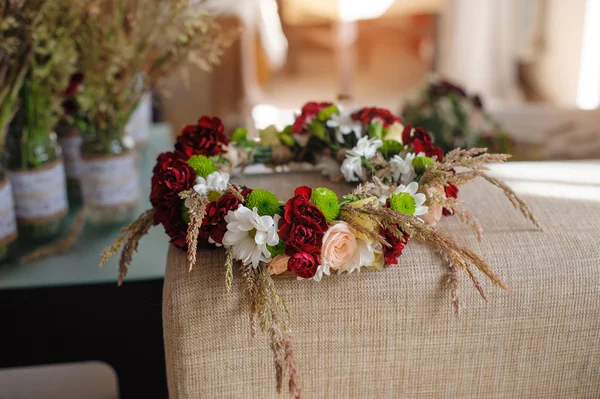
[101,102,541,398]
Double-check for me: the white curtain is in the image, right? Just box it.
[438,0,542,105]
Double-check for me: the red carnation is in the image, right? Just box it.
[287,251,320,279]
[351,107,402,128]
[380,226,410,265]
[175,116,229,159]
[442,184,459,216]
[284,224,322,255]
[413,138,444,161]
[402,125,432,146]
[292,101,333,134]
[203,193,242,244]
[150,151,196,246]
[278,186,328,278]
[150,152,196,222]
[279,186,328,237]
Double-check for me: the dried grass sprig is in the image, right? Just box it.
[178,189,209,271]
[21,206,88,263]
[226,184,245,203]
[419,148,540,231]
[99,208,155,286]
[483,175,543,231]
[240,262,302,397]
[341,203,507,310]
[240,262,260,336]
[224,248,233,293]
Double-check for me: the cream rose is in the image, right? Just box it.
[421,185,444,226]
[321,221,358,271]
[268,255,289,275]
[384,122,405,143]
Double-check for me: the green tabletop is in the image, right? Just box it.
[0,124,174,290]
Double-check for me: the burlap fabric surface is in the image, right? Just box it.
[163,169,600,398]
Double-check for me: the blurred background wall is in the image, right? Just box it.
[156,0,600,157]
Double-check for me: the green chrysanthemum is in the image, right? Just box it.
[231,127,248,142]
[317,105,339,121]
[245,189,280,216]
[266,240,285,257]
[187,155,217,178]
[279,129,295,146]
[389,192,417,215]
[412,156,435,174]
[378,140,404,159]
[310,187,340,222]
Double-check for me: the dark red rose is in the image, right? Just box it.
[287,251,320,279]
[175,116,229,159]
[203,193,242,244]
[284,224,322,255]
[380,226,410,265]
[150,151,196,224]
[413,138,444,161]
[442,184,459,216]
[402,125,432,146]
[351,107,402,128]
[292,101,333,133]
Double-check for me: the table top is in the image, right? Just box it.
[0,126,597,291]
[0,124,173,290]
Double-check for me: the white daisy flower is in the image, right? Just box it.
[340,155,364,182]
[348,136,383,159]
[389,152,424,184]
[326,110,363,143]
[192,171,229,197]
[222,205,280,268]
[379,181,428,216]
[340,137,383,182]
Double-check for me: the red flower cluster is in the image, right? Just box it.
[150,151,196,249]
[292,101,333,134]
[380,226,410,265]
[351,107,402,128]
[175,116,229,158]
[402,124,445,161]
[442,184,459,216]
[279,186,328,278]
[202,193,243,244]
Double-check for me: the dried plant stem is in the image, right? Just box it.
[446,264,461,314]
[483,175,543,231]
[241,262,260,336]
[226,184,245,203]
[240,262,302,397]
[21,206,88,263]
[99,209,155,286]
[179,189,209,271]
[342,204,507,311]
[225,248,234,293]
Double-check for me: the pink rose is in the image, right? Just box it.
[268,255,290,276]
[321,221,357,271]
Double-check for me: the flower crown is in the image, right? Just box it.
[101,102,541,398]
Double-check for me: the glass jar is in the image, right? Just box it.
[80,128,140,225]
[5,125,69,242]
[56,120,83,205]
[0,158,18,263]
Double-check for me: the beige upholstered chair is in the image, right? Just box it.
[163,165,600,397]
